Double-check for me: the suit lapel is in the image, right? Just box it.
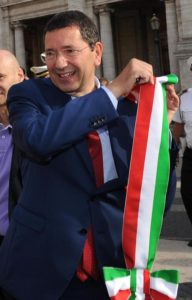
[36,78,71,109]
[37,79,94,179]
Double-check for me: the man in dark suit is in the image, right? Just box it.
[0,11,179,300]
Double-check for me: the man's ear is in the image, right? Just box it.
[94,42,103,67]
[18,67,25,81]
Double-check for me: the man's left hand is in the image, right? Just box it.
[166,85,179,124]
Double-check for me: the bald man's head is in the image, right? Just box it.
[0,49,24,105]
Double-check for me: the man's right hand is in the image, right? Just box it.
[107,58,154,99]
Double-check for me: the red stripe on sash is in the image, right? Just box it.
[111,289,131,300]
[150,289,175,300]
[87,131,104,187]
[144,269,151,299]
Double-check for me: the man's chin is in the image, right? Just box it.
[54,80,80,95]
[0,99,6,107]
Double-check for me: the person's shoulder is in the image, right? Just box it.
[181,87,192,98]
[11,77,51,92]
[179,88,192,111]
[180,88,192,103]
[8,79,51,103]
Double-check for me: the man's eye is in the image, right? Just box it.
[66,49,76,54]
[46,52,55,57]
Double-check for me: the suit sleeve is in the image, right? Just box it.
[164,138,179,215]
[7,80,119,160]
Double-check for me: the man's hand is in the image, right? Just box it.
[107,58,154,99]
[166,85,179,124]
[106,57,179,124]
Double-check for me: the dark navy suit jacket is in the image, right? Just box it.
[0,78,177,300]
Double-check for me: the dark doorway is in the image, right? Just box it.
[111,0,169,76]
[23,15,52,77]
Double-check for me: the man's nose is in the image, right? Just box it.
[54,53,68,68]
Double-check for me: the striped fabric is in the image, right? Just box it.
[103,75,179,299]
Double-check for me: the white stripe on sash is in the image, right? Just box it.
[97,127,118,183]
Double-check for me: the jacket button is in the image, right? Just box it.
[79,228,87,235]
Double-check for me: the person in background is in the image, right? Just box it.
[99,76,109,86]
[0,50,24,300]
[172,56,192,247]
[0,49,24,246]
[0,11,179,300]
[30,65,49,78]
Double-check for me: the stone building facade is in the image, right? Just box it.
[0,0,191,91]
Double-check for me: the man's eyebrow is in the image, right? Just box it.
[61,45,77,49]
[44,48,54,51]
[45,46,78,52]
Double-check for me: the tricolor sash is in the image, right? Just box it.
[103,268,179,300]
[103,75,179,299]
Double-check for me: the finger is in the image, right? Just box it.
[149,75,154,85]
[135,75,154,85]
[135,76,142,84]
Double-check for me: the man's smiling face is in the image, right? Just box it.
[44,26,103,97]
[0,54,24,105]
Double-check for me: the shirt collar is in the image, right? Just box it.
[71,77,100,100]
[95,76,101,89]
[0,123,12,131]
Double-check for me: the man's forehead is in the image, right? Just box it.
[0,60,17,76]
[0,60,13,70]
[0,54,18,70]
[45,26,82,40]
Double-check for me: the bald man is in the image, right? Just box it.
[0,50,24,245]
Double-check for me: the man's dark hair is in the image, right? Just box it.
[44,10,100,50]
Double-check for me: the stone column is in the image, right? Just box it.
[174,0,192,90]
[97,5,116,81]
[12,21,26,70]
[0,8,3,48]
[0,6,14,50]
[67,0,85,11]
[165,0,179,77]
